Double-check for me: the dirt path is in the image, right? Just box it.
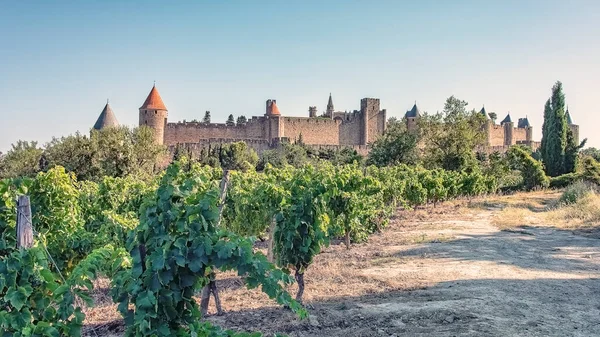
[84,193,600,336]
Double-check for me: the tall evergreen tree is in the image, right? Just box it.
[203,111,211,124]
[226,114,235,126]
[236,115,248,126]
[540,81,568,176]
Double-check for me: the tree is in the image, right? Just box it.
[236,115,247,126]
[419,96,486,171]
[226,114,235,126]
[0,140,43,179]
[367,118,419,166]
[581,147,600,162]
[564,131,587,174]
[488,112,498,124]
[507,146,549,190]
[199,141,258,171]
[540,81,568,176]
[44,133,97,181]
[203,110,211,124]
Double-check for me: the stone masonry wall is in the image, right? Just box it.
[281,117,341,145]
[513,128,527,143]
[488,124,505,147]
[339,117,362,145]
[163,117,267,146]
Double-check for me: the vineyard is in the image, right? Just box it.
[0,158,508,336]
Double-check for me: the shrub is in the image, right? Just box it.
[558,181,596,205]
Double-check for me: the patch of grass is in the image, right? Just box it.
[492,207,538,231]
[557,181,596,206]
[547,192,600,229]
[411,232,455,244]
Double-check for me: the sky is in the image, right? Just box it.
[1,0,599,152]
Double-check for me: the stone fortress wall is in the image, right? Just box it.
[96,85,579,159]
[135,86,387,156]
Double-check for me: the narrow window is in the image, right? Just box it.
[155,110,157,114]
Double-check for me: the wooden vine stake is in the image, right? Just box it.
[201,170,230,316]
[16,195,33,249]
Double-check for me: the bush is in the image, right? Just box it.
[507,146,549,191]
[550,172,580,189]
[559,181,596,205]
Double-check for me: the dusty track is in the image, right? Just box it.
[85,192,600,336]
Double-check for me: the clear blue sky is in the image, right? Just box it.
[1,0,598,152]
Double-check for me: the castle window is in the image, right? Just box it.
[155,110,157,114]
[145,121,147,125]
[145,110,147,114]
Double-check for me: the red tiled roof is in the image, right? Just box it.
[271,101,281,115]
[140,85,167,110]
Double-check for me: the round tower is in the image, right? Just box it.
[139,84,168,145]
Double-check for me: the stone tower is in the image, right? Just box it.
[501,113,514,146]
[480,106,492,146]
[360,98,380,145]
[326,93,334,118]
[405,103,420,132]
[266,99,283,140]
[93,101,119,130]
[139,84,168,145]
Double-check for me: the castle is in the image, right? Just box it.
[92,85,579,157]
[94,85,387,156]
[404,103,580,153]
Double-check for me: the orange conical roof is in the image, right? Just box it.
[140,85,167,110]
[270,101,281,115]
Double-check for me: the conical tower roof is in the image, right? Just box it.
[480,106,488,118]
[327,93,334,110]
[501,113,512,124]
[405,103,420,118]
[270,101,281,115]
[93,102,119,130]
[140,84,167,110]
[566,108,573,124]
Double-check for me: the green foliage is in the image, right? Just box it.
[558,181,595,205]
[404,177,427,209]
[0,141,43,179]
[111,161,304,336]
[199,142,259,171]
[460,170,487,199]
[226,114,236,127]
[580,148,600,162]
[236,115,248,126]
[550,172,580,189]
[580,156,600,185]
[540,81,569,176]
[273,166,330,294]
[203,111,211,124]
[419,96,486,171]
[367,118,419,166]
[508,146,549,191]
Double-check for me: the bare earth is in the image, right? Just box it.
[84,191,600,337]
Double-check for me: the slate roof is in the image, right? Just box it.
[405,103,420,118]
[93,102,119,130]
[140,85,167,110]
[480,106,488,118]
[501,113,512,124]
[518,117,531,128]
[327,93,334,111]
[566,109,573,124]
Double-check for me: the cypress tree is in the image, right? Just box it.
[541,81,568,176]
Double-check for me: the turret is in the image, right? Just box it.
[405,102,420,132]
[93,100,119,130]
[326,93,334,118]
[501,113,514,146]
[139,84,168,145]
[308,106,317,118]
[266,99,283,140]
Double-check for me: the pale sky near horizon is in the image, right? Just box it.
[1,0,598,152]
